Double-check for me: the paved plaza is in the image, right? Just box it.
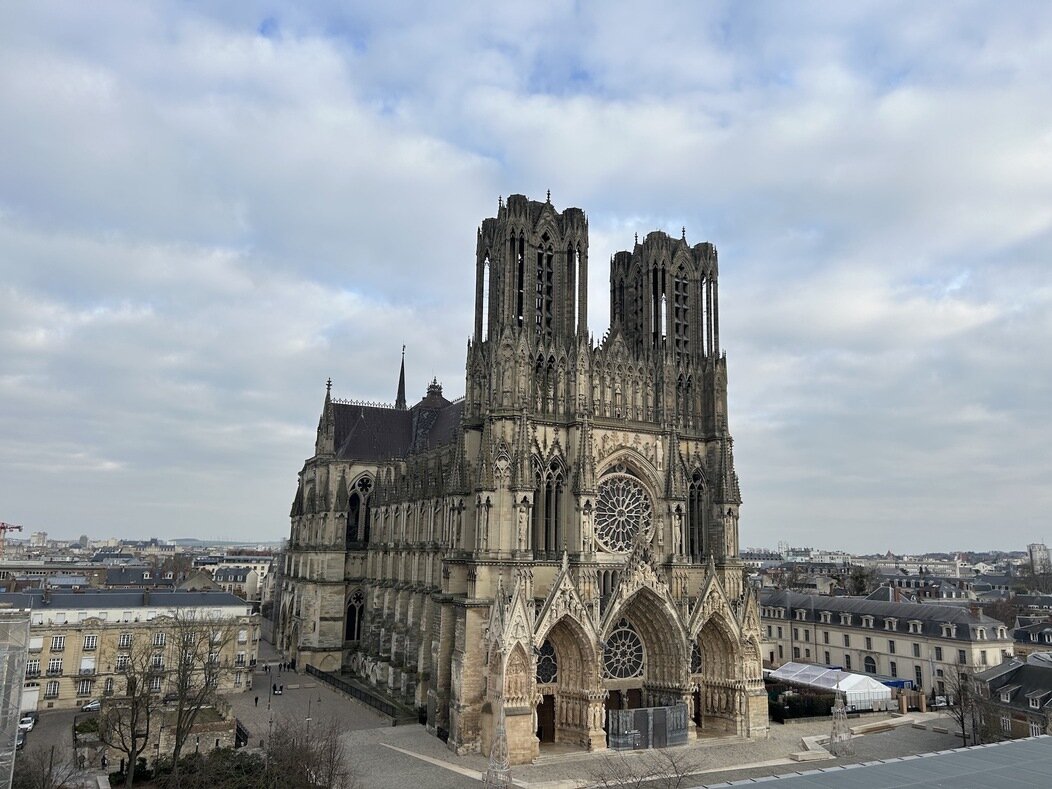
[233,648,964,789]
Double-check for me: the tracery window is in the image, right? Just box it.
[532,459,564,556]
[604,618,644,679]
[691,641,702,674]
[348,476,373,545]
[595,470,652,553]
[345,588,364,642]
[536,639,558,684]
[687,470,705,561]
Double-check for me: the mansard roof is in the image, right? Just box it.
[331,390,463,462]
[760,589,1010,642]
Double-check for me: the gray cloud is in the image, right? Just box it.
[1,2,1050,552]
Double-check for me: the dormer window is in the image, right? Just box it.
[796,609,807,621]
[884,618,897,631]
[820,611,832,624]
[1030,698,1041,709]
[909,621,922,634]
[840,613,852,626]
[1001,691,1012,702]
[862,616,875,629]
[976,628,986,640]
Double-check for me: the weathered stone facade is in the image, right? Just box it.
[277,194,768,763]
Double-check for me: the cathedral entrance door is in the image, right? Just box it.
[626,688,643,709]
[537,694,556,743]
[693,687,702,726]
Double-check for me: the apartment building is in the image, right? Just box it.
[976,658,1052,739]
[760,590,1014,697]
[0,589,259,712]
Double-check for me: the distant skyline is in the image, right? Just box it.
[2,3,1051,552]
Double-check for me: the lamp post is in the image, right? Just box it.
[306,696,312,737]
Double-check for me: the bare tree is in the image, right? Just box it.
[11,744,79,789]
[587,748,701,789]
[167,611,237,780]
[941,664,1004,746]
[99,637,164,786]
[265,714,355,789]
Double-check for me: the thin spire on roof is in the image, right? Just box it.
[396,345,407,410]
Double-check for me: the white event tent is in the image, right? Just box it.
[769,662,894,711]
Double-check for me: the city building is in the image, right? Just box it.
[0,589,258,712]
[277,194,768,763]
[976,658,1052,738]
[0,609,30,787]
[760,590,1014,697]
[1028,544,1051,575]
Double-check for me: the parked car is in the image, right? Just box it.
[81,699,101,712]
[17,716,34,732]
[15,731,25,751]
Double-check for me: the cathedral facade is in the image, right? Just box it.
[276,194,768,763]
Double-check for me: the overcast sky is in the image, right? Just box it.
[2,2,1050,553]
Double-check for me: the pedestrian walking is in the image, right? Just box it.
[254,695,259,707]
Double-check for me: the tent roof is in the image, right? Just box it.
[770,662,893,695]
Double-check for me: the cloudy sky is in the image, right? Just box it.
[2,2,1050,553]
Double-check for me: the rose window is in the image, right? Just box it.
[603,619,644,679]
[594,474,652,553]
[536,640,558,684]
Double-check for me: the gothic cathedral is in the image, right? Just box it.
[277,194,768,763]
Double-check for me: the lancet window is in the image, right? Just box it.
[347,476,373,546]
[532,459,564,557]
[687,470,705,561]
[535,233,555,340]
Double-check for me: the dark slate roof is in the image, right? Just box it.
[866,585,917,603]
[0,589,249,610]
[702,736,1052,788]
[332,396,463,461]
[760,589,1010,642]
[104,567,173,587]
[977,659,1052,711]
[214,568,250,583]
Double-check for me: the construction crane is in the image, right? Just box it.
[0,522,24,559]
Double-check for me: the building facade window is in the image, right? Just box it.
[864,656,877,674]
[957,649,967,665]
[1030,720,1042,737]
[865,637,873,650]
[843,634,850,647]
[888,640,896,654]
[913,643,921,658]
[83,635,97,651]
[116,655,129,671]
[915,666,923,688]
[47,658,62,675]
[51,635,65,651]
[890,661,897,678]
[45,680,59,698]
[1001,716,1011,734]
[845,655,852,670]
[77,679,92,696]
[153,632,166,647]
[935,647,943,661]
[118,633,132,648]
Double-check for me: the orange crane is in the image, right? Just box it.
[0,522,24,559]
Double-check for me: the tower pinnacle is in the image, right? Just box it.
[395,345,407,410]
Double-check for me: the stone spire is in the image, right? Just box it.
[510,408,531,491]
[334,470,349,512]
[715,435,741,505]
[573,416,596,494]
[476,415,496,490]
[664,428,682,498]
[395,345,407,410]
[449,427,468,494]
[315,379,335,457]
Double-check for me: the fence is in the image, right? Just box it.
[304,665,415,724]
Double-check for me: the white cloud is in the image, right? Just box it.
[1,1,1051,551]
